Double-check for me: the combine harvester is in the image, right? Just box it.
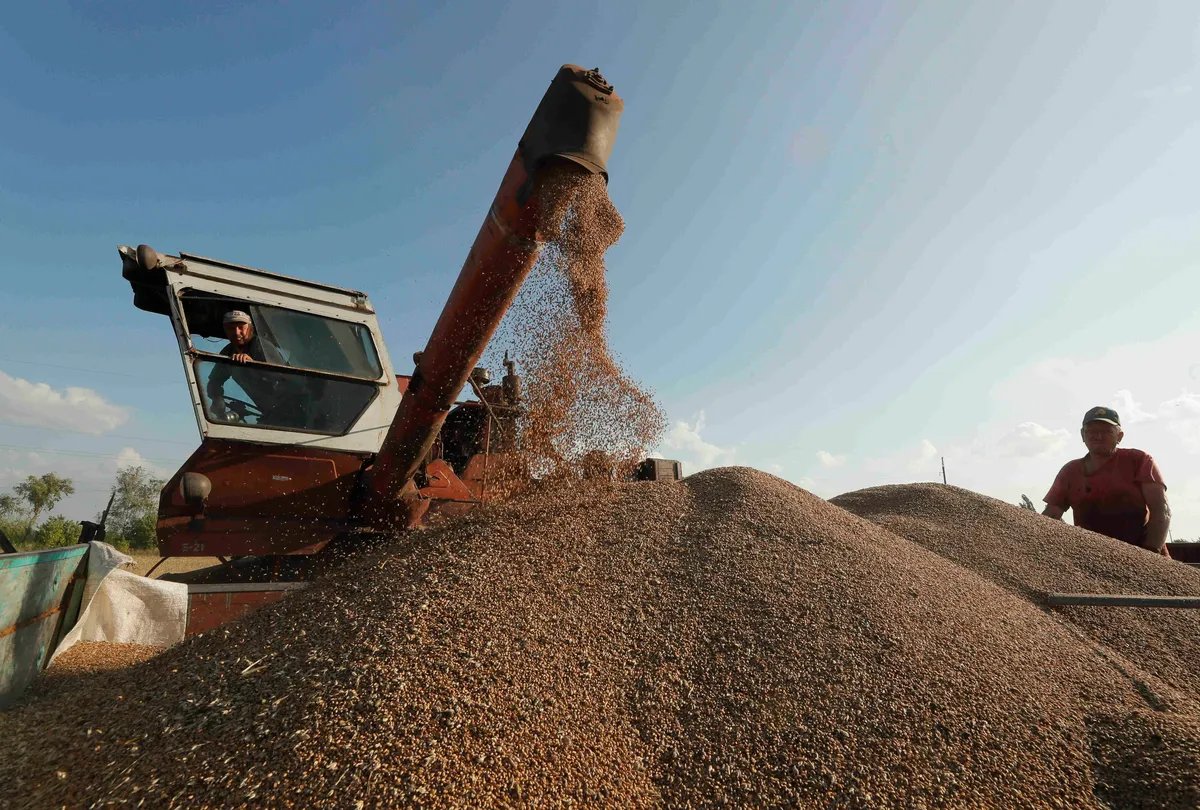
[1,64,681,705]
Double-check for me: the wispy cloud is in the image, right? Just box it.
[654,411,736,474]
[0,369,128,435]
[1111,389,1156,424]
[114,447,171,478]
[1157,391,1200,453]
[902,439,941,473]
[996,422,1070,458]
[816,449,846,468]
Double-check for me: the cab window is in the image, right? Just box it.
[194,358,377,434]
[177,291,383,435]
[178,291,382,379]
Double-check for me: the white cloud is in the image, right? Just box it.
[808,439,940,493]
[816,450,846,468]
[654,411,736,474]
[904,439,941,473]
[992,331,1200,424]
[114,447,171,478]
[1111,389,1156,425]
[1160,390,1200,417]
[0,369,128,435]
[1158,391,1200,453]
[996,422,1070,458]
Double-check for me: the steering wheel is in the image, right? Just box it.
[221,395,263,423]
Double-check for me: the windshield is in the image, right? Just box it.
[177,291,385,435]
[179,291,383,380]
[194,358,378,434]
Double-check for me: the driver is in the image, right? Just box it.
[206,310,290,423]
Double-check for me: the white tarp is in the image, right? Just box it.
[49,543,187,663]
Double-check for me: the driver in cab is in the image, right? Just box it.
[206,310,289,423]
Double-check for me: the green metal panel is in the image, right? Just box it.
[0,544,89,708]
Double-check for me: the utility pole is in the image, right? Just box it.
[941,457,947,485]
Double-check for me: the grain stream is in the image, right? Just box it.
[485,166,665,484]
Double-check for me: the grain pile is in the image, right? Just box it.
[831,483,1200,700]
[5,468,1200,807]
[45,642,162,679]
[485,166,665,481]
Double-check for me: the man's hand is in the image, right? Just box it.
[231,352,252,363]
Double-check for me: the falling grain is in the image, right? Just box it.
[486,165,666,483]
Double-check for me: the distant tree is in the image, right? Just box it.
[104,466,165,550]
[32,514,82,548]
[123,513,157,551]
[13,473,74,541]
[1019,495,1037,512]
[0,493,18,518]
[0,494,19,552]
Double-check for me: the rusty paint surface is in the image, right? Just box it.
[0,605,63,640]
[1166,542,1200,565]
[158,439,367,557]
[186,583,308,636]
[417,459,478,504]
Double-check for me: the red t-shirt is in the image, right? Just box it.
[1044,448,1166,548]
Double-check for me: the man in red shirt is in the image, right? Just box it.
[1042,406,1171,555]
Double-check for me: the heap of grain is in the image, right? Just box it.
[483,166,665,482]
[43,642,161,679]
[5,469,1200,807]
[832,483,1200,700]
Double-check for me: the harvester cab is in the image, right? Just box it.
[120,244,517,561]
[124,246,401,448]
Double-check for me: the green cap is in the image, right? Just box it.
[1082,406,1120,427]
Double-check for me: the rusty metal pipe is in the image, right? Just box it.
[360,65,623,525]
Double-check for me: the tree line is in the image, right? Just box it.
[0,467,164,552]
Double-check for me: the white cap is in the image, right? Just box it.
[223,310,252,325]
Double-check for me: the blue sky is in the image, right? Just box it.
[3,2,1200,536]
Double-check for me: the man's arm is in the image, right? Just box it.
[206,362,231,415]
[1042,503,1066,520]
[1042,464,1070,520]
[1141,482,1170,552]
